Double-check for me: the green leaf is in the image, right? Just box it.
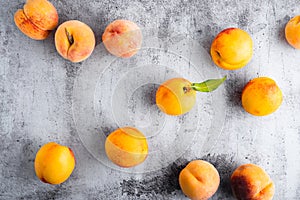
[191,75,227,92]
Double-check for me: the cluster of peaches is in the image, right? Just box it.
[14,0,300,199]
[14,0,142,62]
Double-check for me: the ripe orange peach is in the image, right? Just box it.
[211,28,253,70]
[55,20,96,63]
[231,164,275,200]
[242,77,283,116]
[23,0,58,31]
[102,20,142,58]
[14,9,51,40]
[14,0,58,40]
[285,15,300,49]
[156,76,226,116]
[105,127,148,168]
[179,160,220,200]
[34,142,75,185]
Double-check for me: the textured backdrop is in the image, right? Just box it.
[1,0,300,199]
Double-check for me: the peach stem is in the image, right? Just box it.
[65,28,74,45]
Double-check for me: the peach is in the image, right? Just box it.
[23,0,58,31]
[102,19,142,58]
[285,15,300,49]
[231,164,275,200]
[34,142,75,185]
[14,0,58,40]
[242,77,283,116]
[55,20,95,63]
[156,76,226,116]
[179,160,220,200]
[211,28,253,70]
[14,9,50,40]
[105,127,148,168]
[156,78,196,116]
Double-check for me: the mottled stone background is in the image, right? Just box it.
[1,0,300,199]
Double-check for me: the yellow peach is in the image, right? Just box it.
[179,160,220,200]
[156,78,196,116]
[102,19,142,58]
[231,164,275,200]
[211,28,253,70]
[55,20,95,63]
[34,142,75,184]
[285,15,300,49]
[242,77,283,116]
[105,127,148,168]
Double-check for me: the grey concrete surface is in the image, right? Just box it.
[1,0,300,199]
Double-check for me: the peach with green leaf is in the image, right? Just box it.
[156,76,226,116]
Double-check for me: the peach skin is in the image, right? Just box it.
[231,164,275,200]
[211,28,253,70]
[285,15,300,49]
[179,160,220,200]
[14,0,58,40]
[105,127,148,168]
[23,0,58,31]
[34,142,75,185]
[242,77,283,116]
[102,19,142,58]
[156,78,196,116]
[14,9,50,40]
[55,20,95,63]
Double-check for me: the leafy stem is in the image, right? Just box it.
[190,75,227,92]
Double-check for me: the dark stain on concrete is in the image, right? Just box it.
[20,185,72,200]
[158,10,171,40]
[101,125,118,137]
[276,15,291,44]
[121,158,188,197]
[224,73,246,108]
[201,24,222,55]
[17,139,37,181]
[238,9,250,27]
[64,62,81,137]
[121,154,237,198]
[250,23,267,34]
